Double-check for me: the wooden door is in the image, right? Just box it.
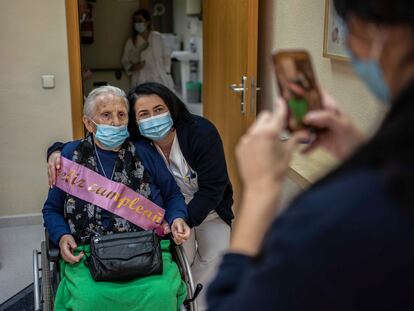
[65,0,84,139]
[203,0,259,208]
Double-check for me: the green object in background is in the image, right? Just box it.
[288,97,308,123]
[186,81,202,103]
[185,80,202,91]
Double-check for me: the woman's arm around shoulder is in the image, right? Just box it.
[42,140,82,246]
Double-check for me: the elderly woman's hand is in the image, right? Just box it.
[59,234,84,264]
[171,218,190,245]
[48,151,62,188]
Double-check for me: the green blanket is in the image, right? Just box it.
[54,240,187,311]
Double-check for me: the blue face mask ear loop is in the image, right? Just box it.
[348,25,391,104]
[368,25,388,62]
[89,118,110,146]
[366,28,390,102]
[87,118,99,149]
[88,118,99,140]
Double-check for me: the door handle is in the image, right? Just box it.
[230,75,247,114]
[250,77,261,114]
[230,85,244,92]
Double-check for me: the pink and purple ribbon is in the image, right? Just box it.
[55,157,165,236]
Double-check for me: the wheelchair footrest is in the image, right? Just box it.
[184,283,203,305]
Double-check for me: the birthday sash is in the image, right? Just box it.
[55,157,165,236]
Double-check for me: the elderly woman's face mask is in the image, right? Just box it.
[91,120,129,149]
[89,99,130,149]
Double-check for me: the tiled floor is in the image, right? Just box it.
[0,223,44,304]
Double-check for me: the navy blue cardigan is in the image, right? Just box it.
[174,115,234,227]
[47,115,234,228]
[207,168,414,310]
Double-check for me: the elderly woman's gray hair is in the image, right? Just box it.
[84,85,129,118]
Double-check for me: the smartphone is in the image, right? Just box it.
[272,50,322,132]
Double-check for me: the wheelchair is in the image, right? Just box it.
[33,231,202,311]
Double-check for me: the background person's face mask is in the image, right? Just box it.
[350,31,390,104]
[134,22,146,33]
[137,112,173,142]
[91,120,129,149]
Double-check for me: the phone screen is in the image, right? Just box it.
[272,50,322,132]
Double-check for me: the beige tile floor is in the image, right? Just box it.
[0,223,44,304]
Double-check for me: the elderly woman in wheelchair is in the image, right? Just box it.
[41,86,192,311]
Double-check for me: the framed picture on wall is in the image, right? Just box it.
[323,0,349,61]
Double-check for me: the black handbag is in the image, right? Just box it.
[84,230,163,282]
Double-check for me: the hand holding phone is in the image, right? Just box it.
[272,50,323,132]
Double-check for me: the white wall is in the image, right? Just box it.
[173,0,203,51]
[258,0,387,133]
[0,0,73,217]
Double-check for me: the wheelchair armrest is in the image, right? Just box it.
[45,229,60,262]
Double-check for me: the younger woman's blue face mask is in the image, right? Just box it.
[91,120,129,149]
[137,112,173,141]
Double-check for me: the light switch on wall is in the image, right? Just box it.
[41,75,55,89]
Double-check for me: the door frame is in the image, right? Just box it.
[65,0,151,139]
[65,0,84,139]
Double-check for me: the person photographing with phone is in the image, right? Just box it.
[207,0,414,310]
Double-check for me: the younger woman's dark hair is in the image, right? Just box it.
[333,0,414,25]
[126,82,193,140]
[131,8,152,38]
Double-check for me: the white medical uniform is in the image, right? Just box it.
[121,31,174,90]
[155,133,230,311]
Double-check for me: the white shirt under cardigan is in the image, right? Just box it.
[154,132,230,311]
[154,133,199,204]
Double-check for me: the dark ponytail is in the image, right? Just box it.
[334,0,414,25]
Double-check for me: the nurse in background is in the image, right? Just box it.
[121,9,174,90]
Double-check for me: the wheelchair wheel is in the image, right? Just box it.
[41,241,53,311]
